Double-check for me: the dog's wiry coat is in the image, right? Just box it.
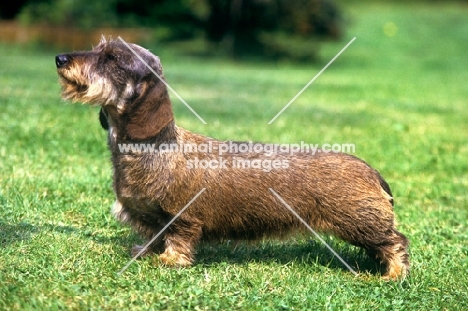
[56,38,410,279]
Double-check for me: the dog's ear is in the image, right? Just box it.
[99,108,109,130]
[126,81,174,140]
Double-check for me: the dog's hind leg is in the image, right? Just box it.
[327,200,409,279]
[371,230,410,280]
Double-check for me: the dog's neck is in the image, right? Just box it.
[100,75,176,142]
[102,105,177,145]
[106,120,177,160]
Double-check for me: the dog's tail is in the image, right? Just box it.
[378,174,394,206]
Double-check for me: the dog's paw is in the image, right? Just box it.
[382,264,409,281]
[159,249,192,267]
[131,244,154,258]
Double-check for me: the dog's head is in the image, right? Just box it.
[56,37,173,140]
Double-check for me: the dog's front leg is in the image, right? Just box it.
[131,241,165,258]
[158,219,203,267]
[113,200,166,258]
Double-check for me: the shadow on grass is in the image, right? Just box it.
[0,221,384,276]
[0,221,131,247]
[196,238,385,277]
[102,230,385,277]
[0,222,41,247]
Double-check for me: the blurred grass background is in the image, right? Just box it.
[1,0,467,310]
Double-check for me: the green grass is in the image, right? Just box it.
[1,2,468,310]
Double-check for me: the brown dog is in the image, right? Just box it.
[56,38,409,279]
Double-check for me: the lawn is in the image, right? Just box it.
[1,1,467,310]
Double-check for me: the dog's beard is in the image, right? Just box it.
[84,76,119,105]
[59,68,119,106]
[59,78,86,101]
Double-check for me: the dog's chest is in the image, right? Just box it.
[110,155,171,205]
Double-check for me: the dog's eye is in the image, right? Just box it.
[106,54,116,61]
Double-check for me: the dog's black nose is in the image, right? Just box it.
[55,54,69,68]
